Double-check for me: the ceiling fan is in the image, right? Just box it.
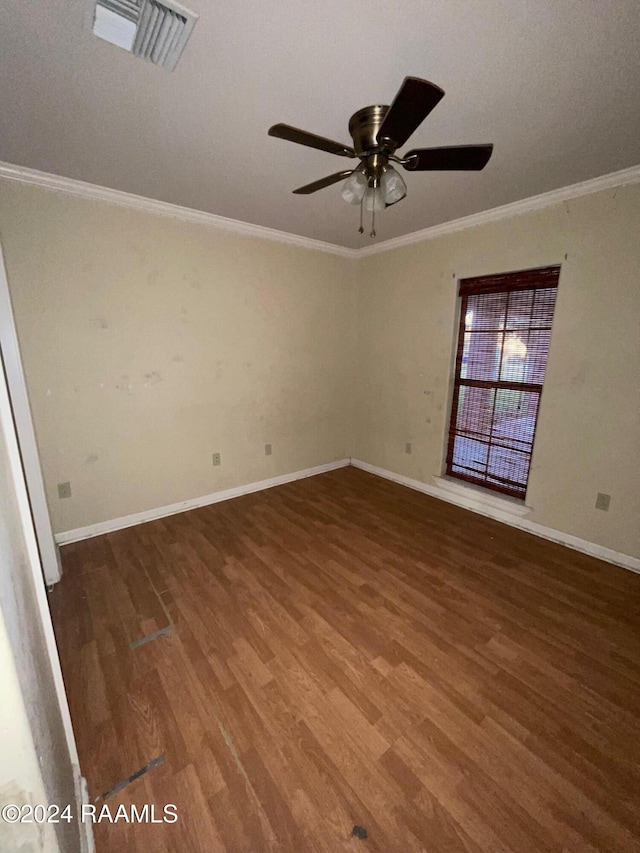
[268,77,493,237]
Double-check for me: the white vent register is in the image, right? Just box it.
[93,0,197,70]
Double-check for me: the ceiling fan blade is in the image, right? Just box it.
[292,170,355,194]
[376,77,445,149]
[269,123,356,158]
[403,144,494,171]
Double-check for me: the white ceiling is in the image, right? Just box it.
[1,0,639,249]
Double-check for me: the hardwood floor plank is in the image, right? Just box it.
[48,467,640,851]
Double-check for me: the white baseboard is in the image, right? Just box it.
[78,773,95,853]
[55,459,350,545]
[351,459,640,574]
[55,457,640,575]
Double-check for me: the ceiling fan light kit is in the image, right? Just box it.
[268,76,494,238]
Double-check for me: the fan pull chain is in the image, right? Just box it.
[370,191,376,238]
[358,195,364,234]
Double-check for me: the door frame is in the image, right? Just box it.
[0,332,93,852]
[0,240,61,585]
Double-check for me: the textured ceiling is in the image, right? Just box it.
[1,0,639,248]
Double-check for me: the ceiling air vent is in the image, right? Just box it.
[92,0,197,71]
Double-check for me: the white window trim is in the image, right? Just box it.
[433,474,532,518]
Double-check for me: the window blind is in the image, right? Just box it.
[446,265,560,499]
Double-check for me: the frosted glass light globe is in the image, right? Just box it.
[341,170,367,205]
[364,187,385,213]
[381,167,407,204]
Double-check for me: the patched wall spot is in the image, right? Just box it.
[144,371,163,386]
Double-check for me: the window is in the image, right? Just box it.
[446,266,560,500]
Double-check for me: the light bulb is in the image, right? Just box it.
[364,187,385,213]
[341,170,367,205]
[381,166,407,205]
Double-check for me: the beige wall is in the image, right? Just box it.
[0,178,638,560]
[354,183,640,558]
[0,182,356,533]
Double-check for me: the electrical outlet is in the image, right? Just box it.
[405,442,412,454]
[265,443,272,456]
[212,453,221,466]
[595,492,610,511]
[58,481,72,499]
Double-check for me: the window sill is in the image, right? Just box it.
[433,476,532,518]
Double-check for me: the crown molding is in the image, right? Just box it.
[0,161,359,259]
[1,160,639,260]
[358,163,640,258]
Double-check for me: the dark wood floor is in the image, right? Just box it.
[49,467,640,852]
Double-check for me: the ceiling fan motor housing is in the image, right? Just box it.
[348,105,394,184]
[348,105,392,155]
